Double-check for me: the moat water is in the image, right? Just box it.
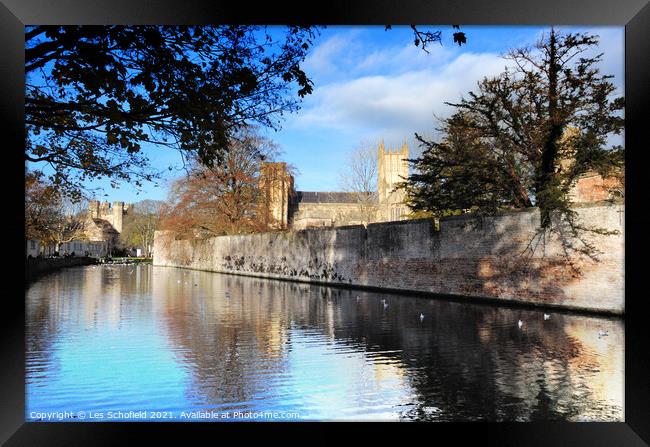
[26,265,624,421]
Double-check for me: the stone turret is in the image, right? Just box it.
[112,201,125,234]
[259,162,294,230]
[85,200,130,235]
[88,200,100,219]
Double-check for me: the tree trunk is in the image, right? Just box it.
[537,28,563,227]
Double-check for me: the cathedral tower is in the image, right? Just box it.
[377,140,409,221]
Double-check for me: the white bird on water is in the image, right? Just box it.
[598,329,609,337]
[544,313,551,320]
[518,320,524,329]
[356,295,360,301]
[420,313,425,321]
[383,301,389,310]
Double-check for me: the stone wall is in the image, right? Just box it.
[154,203,624,314]
[290,202,371,229]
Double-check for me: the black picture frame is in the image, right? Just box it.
[3,0,649,445]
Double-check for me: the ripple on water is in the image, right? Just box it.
[25,265,624,421]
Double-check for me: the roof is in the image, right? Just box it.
[294,191,362,204]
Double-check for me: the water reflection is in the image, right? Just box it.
[26,265,623,421]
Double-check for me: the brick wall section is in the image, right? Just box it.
[569,174,622,203]
[154,203,624,314]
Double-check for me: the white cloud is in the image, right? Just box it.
[301,29,365,78]
[355,41,455,74]
[286,26,624,161]
[290,52,512,143]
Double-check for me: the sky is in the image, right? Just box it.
[44,25,625,203]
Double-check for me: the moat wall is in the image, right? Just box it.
[153,203,624,314]
[25,256,97,284]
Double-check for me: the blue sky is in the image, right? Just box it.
[42,25,624,203]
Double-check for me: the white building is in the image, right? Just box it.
[25,239,109,258]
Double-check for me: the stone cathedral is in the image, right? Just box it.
[259,141,410,230]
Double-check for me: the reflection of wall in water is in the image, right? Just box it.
[326,296,623,421]
[150,268,415,408]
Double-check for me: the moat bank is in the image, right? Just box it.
[153,203,624,315]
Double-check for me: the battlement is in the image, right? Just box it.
[87,200,132,234]
[378,139,409,155]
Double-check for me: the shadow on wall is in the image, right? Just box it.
[355,204,623,312]
[153,203,624,314]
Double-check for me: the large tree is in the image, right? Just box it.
[25,171,87,252]
[120,200,162,257]
[25,170,61,244]
[401,29,624,249]
[159,127,280,238]
[25,25,318,200]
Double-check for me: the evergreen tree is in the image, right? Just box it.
[401,29,624,257]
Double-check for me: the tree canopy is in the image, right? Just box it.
[25,171,87,250]
[25,25,318,200]
[401,29,624,239]
[119,200,163,257]
[338,141,379,223]
[159,127,281,238]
